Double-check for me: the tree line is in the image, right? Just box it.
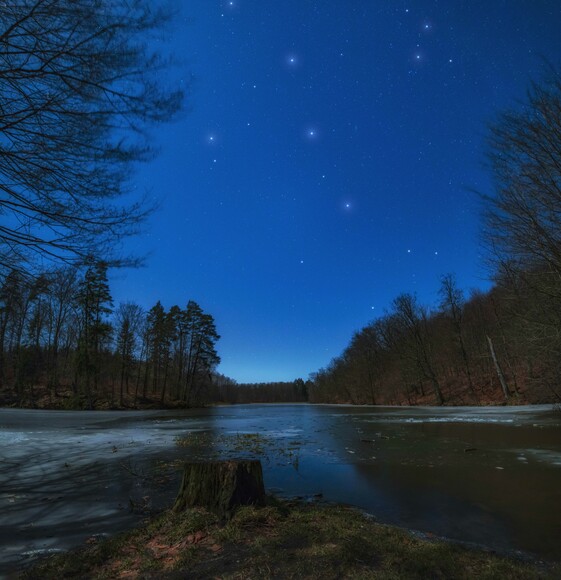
[309,71,561,407]
[219,379,310,404]
[0,262,220,408]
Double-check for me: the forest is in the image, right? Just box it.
[309,274,561,406]
[309,73,561,407]
[0,261,222,408]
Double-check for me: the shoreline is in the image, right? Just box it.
[20,498,559,579]
[1,399,557,412]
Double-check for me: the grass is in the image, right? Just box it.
[21,498,558,579]
[174,431,302,467]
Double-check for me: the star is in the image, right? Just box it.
[305,127,319,140]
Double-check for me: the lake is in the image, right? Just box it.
[1,403,560,573]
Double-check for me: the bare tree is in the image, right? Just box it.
[391,293,444,405]
[0,0,183,271]
[484,69,561,281]
[114,301,144,406]
[484,69,561,396]
[439,273,475,393]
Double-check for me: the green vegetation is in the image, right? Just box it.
[23,500,557,579]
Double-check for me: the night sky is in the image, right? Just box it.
[111,1,561,383]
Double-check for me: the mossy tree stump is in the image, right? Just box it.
[173,460,266,518]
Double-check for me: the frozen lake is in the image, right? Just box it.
[1,403,560,574]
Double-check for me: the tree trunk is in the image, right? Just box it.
[173,460,266,518]
[487,335,510,401]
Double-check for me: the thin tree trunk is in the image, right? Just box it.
[487,335,510,401]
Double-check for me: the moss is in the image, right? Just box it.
[23,500,557,579]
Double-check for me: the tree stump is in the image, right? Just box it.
[173,460,266,517]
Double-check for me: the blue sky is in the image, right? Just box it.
[110,1,561,382]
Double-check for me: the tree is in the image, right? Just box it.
[114,302,144,406]
[0,0,183,271]
[391,293,444,405]
[76,261,113,404]
[345,325,387,405]
[182,301,220,406]
[484,69,561,397]
[0,270,25,385]
[44,267,79,394]
[145,301,168,398]
[439,273,474,393]
[484,71,561,278]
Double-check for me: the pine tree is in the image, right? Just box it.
[76,261,113,405]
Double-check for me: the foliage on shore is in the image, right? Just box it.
[22,500,557,579]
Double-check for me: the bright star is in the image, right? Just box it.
[305,127,319,140]
[286,54,300,68]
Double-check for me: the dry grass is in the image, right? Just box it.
[21,499,558,579]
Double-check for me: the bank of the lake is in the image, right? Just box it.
[22,499,558,580]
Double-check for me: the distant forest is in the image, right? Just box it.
[309,72,561,407]
[0,261,312,408]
